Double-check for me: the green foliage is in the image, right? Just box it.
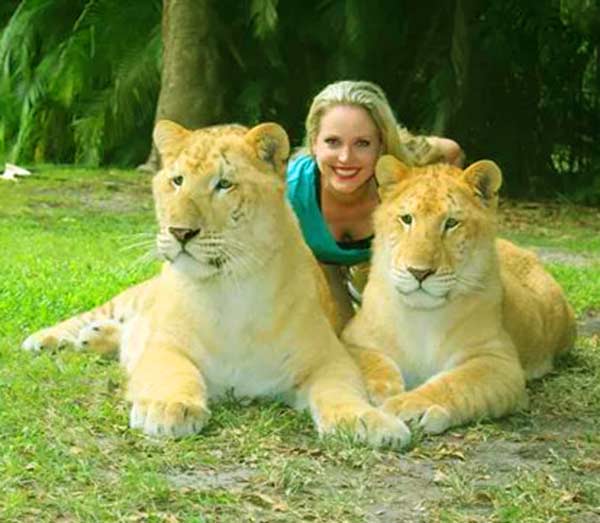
[0,0,161,166]
[213,0,600,201]
[0,1,599,200]
[453,1,600,202]
[250,0,279,40]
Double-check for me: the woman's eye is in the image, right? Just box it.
[215,178,234,191]
[445,217,459,230]
[356,139,371,147]
[324,137,340,146]
[171,175,184,187]
[399,214,413,225]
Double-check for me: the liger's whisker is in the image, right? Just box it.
[116,232,156,240]
[130,250,159,270]
[120,240,157,252]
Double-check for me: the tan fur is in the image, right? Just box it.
[22,122,410,447]
[342,156,576,435]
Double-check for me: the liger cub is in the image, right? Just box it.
[343,155,576,435]
[22,121,410,448]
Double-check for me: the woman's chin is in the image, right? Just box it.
[329,174,370,194]
[331,180,359,194]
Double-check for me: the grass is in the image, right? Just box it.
[497,200,600,316]
[1,168,599,522]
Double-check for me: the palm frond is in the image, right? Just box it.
[250,0,279,40]
[0,0,161,164]
[73,24,161,164]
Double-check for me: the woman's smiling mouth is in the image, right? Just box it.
[332,166,361,178]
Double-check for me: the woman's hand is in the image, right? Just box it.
[427,136,465,167]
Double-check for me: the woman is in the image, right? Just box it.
[286,80,463,326]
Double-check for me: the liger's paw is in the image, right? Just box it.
[76,319,121,355]
[356,408,411,448]
[383,393,452,435]
[22,329,74,352]
[318,407,411,449]
[129,398,210,438]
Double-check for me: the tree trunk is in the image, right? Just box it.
[138,0,224,172]
[432,0,472,136]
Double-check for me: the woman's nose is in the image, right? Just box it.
[338,145,351,162]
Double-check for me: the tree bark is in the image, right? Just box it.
[138,0,224,172]
[432,0,472,136]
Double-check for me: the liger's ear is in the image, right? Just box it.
[153,120,192,168]
[245,123,290,176]
[462,160,502,206]
[375,155,412,195]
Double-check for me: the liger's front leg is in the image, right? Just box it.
[346,345,406,406]
[301,353,411,448]
[383,352,526,434]
[126,342,209,438]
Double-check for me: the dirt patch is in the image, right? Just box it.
[363,458,444,522]
[578,310,600,337]
[28,179,153,215]
[369,423,598,520]
[499,200,600,231]
[167,466,255,491]
[533,247,598,267]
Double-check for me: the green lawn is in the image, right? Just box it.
[1,168,599,522]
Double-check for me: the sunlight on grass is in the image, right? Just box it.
[548,264,600,315]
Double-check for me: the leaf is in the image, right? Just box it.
[250,0,279,40]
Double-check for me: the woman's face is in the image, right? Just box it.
[312,104,382,196]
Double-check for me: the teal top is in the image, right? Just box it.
[285,154,372,265]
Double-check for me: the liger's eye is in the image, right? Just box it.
[171,175,184,187]
[444,217,459,230]
[399,214,413,225]
[215,178,234,191]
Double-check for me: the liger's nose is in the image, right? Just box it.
[407,267,435,282]
[168,227,200,245]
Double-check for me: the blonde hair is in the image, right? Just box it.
[304,80,403,157]
[303,80,437,165]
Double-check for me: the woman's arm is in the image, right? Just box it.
[397,126,464,167]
